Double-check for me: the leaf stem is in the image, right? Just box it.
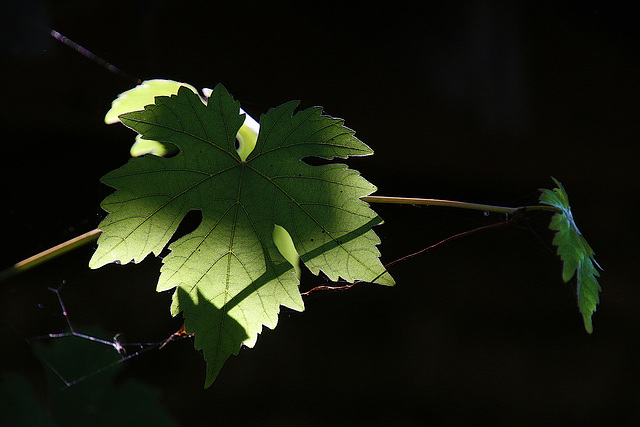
[362,195,562,215]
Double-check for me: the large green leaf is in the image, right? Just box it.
[91,82,393,386]
[540,178,602,333]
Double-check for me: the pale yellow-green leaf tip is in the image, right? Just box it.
[129,134,171,157]
[273,225,301,280]
[236,109,259,161]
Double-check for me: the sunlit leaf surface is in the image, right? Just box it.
[92,82,393,386]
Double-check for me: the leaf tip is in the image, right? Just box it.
[273,225,301,280]
[583,315,594,334]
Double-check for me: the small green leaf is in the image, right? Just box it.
[540,178,602,333]
[92,82,393,386]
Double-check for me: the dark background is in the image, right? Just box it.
[1,0,638,425]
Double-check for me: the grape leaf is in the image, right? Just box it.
[90,82,394,386]
[540,178,602,333]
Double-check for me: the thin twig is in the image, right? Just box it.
[302,210,527,296]
[49,29,140,85]
[301,283,356,296]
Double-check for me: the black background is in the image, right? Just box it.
[1,0,639,425]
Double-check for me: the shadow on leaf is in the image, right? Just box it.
[176,287,249,388]
[177,214,391,387]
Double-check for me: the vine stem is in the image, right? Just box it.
[362,195,562,215]
[0,229,101,281]
[0,196,561,281]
